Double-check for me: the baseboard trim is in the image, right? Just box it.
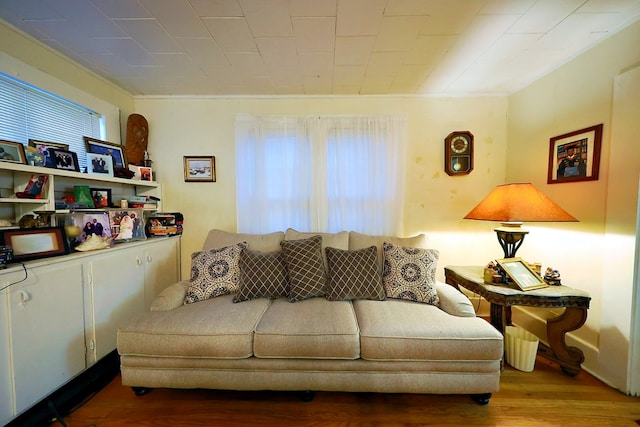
[6,350,120,427]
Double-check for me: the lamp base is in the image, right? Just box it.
[494,222,529,258]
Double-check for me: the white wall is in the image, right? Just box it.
[133,96,508,282]
[506,20,640,392]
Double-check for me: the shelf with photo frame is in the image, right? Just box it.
[0,161,162,225]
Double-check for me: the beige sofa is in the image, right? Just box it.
[117,229,504,404]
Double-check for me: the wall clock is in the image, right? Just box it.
[444,131,474,176]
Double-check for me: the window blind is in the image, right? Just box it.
[0,73,103,170]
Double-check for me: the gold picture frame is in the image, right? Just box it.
[496,257,548,291]
[184,156,215,182]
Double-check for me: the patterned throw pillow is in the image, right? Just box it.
[325,246,385,301]
[382,242,439,305]
[184,242,247,304]
[281,235,327,302]
[234,248,289,302]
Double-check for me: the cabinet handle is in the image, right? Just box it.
[146,255,152,263]
[18,289,31,307]
[136,257,143,266]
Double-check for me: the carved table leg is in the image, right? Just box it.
[489,303,511,333]
[537,307,588,376]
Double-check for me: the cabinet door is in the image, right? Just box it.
[143,237,181,310]
[6,261,85,416]
[87,247,145,363]
[0,285,12,425]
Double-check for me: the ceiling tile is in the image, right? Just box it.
[138,0,210,37]
[256,37,298,66]
[509,0,586,33]
[189,0,244,17]
[293,17,335,52]
[114,19,181,53]
[174,37,227,66]
[335,36,376,65]
[336,0,385,36]
[374,16,428,52]
[225,52,268,76]
[239,0,293,37]
[201,17,258,52]
[333,65,366,86]
[89,0,150,19]
[289,0,336,17]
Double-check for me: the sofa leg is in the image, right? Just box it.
[470,393,491,405]
[300,390,315,402]
[132,387,152,396]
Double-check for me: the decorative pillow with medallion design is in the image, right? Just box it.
[184,242,247,304]
[382,242,439,305]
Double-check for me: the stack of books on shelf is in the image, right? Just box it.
[129,195,159,209]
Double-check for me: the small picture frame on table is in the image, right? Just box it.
[90,188,112,209]
[496,258,548,291]
[48,148,80,172]
[184,156,215,182]
[0,227,70,262]
[87,153,114,177]
[0,140,27,164]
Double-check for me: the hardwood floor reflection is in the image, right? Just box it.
[59,357,640,427]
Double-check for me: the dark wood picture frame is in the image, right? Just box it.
[184,156,216,182]
[28,139,69,151]
[496,257,548,291]
[90,188,112,208]
[84,137,127,169]
[48,148,80,172]
[0,226,70,262]
[547,124,603,184]
[0,140,27,164]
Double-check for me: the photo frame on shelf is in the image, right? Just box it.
[547,124,603,184]
[90,188,112,209]
[28,139,70,167]
[107,209,146,242]
[66,211,112,244]
[184,156,215,182]
[0,140,26,164]
[84,136,127,169]
[0,226,70,262]
[15,174,48,199]
[86,153,114,177]
[48,148,80,172]
[496,258,548,291]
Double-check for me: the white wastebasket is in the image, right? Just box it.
[505,326,539,372]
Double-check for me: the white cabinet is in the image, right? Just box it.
[0,236,181,423]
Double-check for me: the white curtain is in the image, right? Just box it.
[235,114,406,235]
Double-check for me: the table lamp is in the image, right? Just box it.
[464,183,578,258]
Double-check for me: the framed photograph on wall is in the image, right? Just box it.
[547,124,603,184]
[48,148,80,172]
[0,140,26,164]
[84,137,127,169]
[496,258,548,291]
[184,156,215,182]
[86,153,114,177]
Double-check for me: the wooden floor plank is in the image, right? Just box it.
[57,357,640,427]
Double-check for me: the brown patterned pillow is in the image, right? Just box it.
[325,246,385,301]
[184,242,247,304]
[382,242,439,305]
[234,248,288,302]
[280,235,327,302]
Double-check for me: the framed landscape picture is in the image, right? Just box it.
[184,156,215,182]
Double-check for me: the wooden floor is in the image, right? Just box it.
[54,357,640,427]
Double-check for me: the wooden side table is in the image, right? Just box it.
[444,265,591,376]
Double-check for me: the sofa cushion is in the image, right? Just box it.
[382,242,439,305]
[118,295,271,359]
[325,246,385,301]
[234,248,288,302]
[184,242,247,304]
[254,298,360,359]
[354,299,504,361]
[349,231,427,274]
[202,229,284,252]
[281,235,327,302]
[285,228,349,267]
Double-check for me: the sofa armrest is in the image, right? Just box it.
[150,281,190,311]
[435,281,477,317]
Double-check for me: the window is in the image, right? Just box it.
[0,73,103,170]
[235,114,407,234]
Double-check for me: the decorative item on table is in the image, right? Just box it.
[128,164,153,181]
[129,195,159,209]
[18,211,53,229]
[0,245,13,269]
[143,150,152,168]
[464,183,578,258]
[86,153,114,177]
[15,174,48,199]
[124,113,148,166]
[147,212,183,237]
[107,208,146,242]
[544,267,562,285]
[483,261,503,284]
[48,148,80,172]
[74,234,113,252]
[495,257,548,291]
[73,185,95,209]
[0,140,27,164]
